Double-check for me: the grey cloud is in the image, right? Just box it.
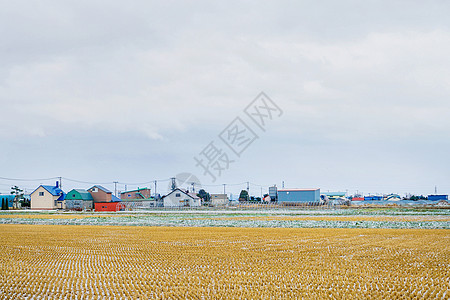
[1,1,449,195]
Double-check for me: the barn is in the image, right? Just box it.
[65,189,94,211]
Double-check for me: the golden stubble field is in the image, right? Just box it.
[0,225,449,299]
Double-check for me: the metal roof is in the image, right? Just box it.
[66,189,94,201]
[162,188,195,200]
[111,195,121,202]
[188,192,200,199]
[322,192,346,197]
[89,185,112,193]
[31,185,66,201]
[120,188,150,194]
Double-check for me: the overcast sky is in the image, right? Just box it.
[1,0,449,197]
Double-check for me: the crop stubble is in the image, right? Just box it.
[0,225,448,299]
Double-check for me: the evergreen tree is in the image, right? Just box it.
[10,185,24,209]
[197,189,211,202]
[239,190,249,202]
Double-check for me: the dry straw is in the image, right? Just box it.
[0,225,448,299]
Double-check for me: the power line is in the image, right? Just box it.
[201,183,225,187]
[0,176,59,182]
[118,178,170,185]
[62,178,113,185]
[249,182,270,188]
[228,182,247,186]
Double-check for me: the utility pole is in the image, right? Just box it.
[154,180,157,196]
[191,182,195,193]
[223,184,226,195]
[59,177,62,189]
[435,186,437,194]
[282,181,285,189]
[247,182,249,193]
[114,181,118,197]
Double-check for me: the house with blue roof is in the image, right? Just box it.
[30,182,66,210]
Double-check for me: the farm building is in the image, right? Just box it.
[120,187,160,210]
[1,194,15,209]
[30,182,66,210]
[88,185,120,202]
[428,195,448,201]
[121,198,160,210]
[277,189,320,205]
[352,197,364,201]
[163,188,201,207]
[94,202,125,212]
[88,185,123,211]
[120,188,152,200]
[322,192,346,199]
[65,189,94,211]
[210,194,228,207]
[385,194,401,201]
[364,196,383,201]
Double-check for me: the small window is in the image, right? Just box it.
[176,193,181,197]
[92,188,98,192]
[39,192,44,196]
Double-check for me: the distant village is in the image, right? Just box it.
[1,180,449,211]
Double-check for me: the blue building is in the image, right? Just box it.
[278,189,320,204]
[428,195,448,201]
[364,196,383,201]
[0,195,15,209]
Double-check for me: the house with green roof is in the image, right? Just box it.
[65,189,94,211]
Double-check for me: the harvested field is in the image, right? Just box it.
[1,225,449,299]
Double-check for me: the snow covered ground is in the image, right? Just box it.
[1,208,449,229]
